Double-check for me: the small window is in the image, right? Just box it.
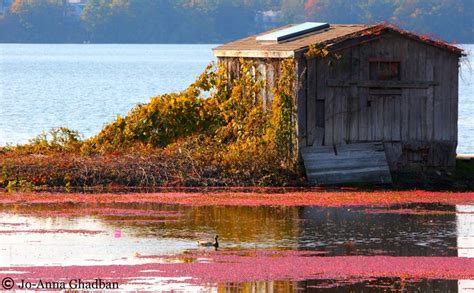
[369,61,401,80]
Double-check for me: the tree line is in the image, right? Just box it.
[0,0,472,43]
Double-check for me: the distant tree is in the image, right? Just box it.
[81,0,112,41]
[0,0,472,43]
[214,1,257,40]
[392,0,474,42]
[0,0,86,42]
[280,0,305,22]
[302,0,473,43]
[6,0,66,42]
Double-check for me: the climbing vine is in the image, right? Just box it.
[268,58,297,169]
[305,44,342,66]
[2,58,300,187]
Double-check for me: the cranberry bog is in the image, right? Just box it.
[1,190,474,290]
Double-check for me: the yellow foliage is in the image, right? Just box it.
[4,58,300,186]
[305,44,342,66]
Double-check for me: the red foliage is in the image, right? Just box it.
[337,23,464,56]
[2,253,474,287]
[1,190,473,207]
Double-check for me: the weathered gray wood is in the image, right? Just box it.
[324,63,335,146]
[425,48,435,141]
[327,79,439,88]
[348,84,358,142]
[383,96,392,141]
[434,50,448,140]
[449,55,459,143]
[315,100,325,127]
[359,42,371,142]
[333,92,344,144]
[306,58,317,145]
[313,127,325,146]
[369,89,402,95]
[419,95,427,140]
[302,143,392,185]
[375,95,384,140]
[307,169,392,185]
[314,99,325,146]
[296,58,307,149]
[392,95,401,141]
[408,95,417,140]
[401,89,409,141]
[265,61,276,106]
[332,54,345,145]
[344,48,357,143]
[384,142,403,171]
[302,141,384,153]
[316,57,326,101]
[219,30,460,171]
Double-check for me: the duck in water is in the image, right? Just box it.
[197,235,219,248]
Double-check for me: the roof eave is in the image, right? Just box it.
[213,49,294,59]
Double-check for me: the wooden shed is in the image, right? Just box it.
[213,23,464,185]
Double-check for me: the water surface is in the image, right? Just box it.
[0,44,214,145]
[0,201,473,290]
[0,44,473,152]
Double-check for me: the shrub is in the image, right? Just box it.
[1,59,301,187]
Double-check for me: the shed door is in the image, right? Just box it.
[347,89,428,143]
[366,92,402,142]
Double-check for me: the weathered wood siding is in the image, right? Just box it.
[300,32,459,170]
[218,32,460,171]
[218,57,284,111]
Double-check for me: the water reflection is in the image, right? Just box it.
[299,205,457,256]
[0,213,195,266]
[209,278,458,292]
[457,205,474,292]
[0,202,472,290]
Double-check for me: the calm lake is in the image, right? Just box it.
[0,44,473,152]
[0,200,473,290]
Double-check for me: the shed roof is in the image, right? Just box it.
[213,23,464,58]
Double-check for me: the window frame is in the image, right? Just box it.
[369,59,401,81]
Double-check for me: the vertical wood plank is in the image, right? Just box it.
[315,100,325,146]
[400,39,410,141]
[349,46,360,142]
[375,96,384,140]
[349,85,358,142]
[383,96,393,141]
[333,89,342,144]
[416,45,427,141]
[266,61,275,106]
[401,92,409,141]
[392,95,401,141]
[296,57,307,149]
[425,47,435,141]
[416,96,424,140]
[434,50,444,140]
[325,69,334,145]
[359,44,369,141]
[341,90,348,143]
[450,55,459,143]
[408,95,416,140]
[306,58,317,145]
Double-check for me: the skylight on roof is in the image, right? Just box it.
[256,22,330,43]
